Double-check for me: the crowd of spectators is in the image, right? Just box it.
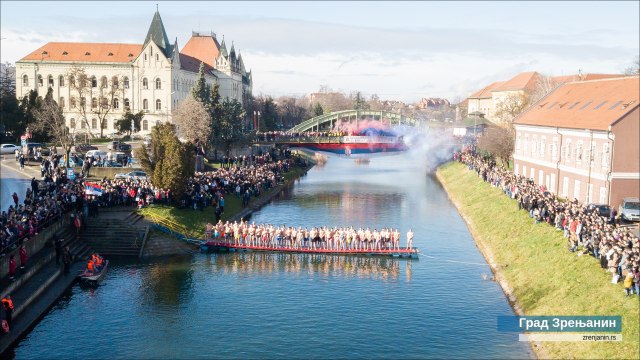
[455,149,640,296]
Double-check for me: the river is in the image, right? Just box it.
[9,154,532,359]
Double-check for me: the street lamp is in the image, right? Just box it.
[253,110,260,132]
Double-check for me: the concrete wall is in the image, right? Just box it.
[0,213,69,279]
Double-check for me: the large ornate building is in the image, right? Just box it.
[15,10,252,136]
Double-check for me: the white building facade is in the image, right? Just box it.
[15,11,252,136]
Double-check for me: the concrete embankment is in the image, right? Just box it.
[435,162,639,360]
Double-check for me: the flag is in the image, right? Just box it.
[85,182,102,196]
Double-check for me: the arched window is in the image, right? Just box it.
[22,75,28,86]
[143,99,148,110]
[91,118,97,129]
[91,76,97,88]
[155,78,161,89]
[38,75,43,87]
[58,75,65,87]
[156,54,159,61]
[124,98,130,109]
[70,97,76,108]
[100,76,107,88]
[155,99,162,110]
[91,97,98,108]
[123,77,130,89]
[48,75,54,87]
[70,118,76,129]
[143,120,148,131]
[113,98,119,109]
[100,97,108,107]
[144,53,147,61]
[142,78,148,89]
[59,97,65,108]
[112,76,119,89]
[69,75,75,87]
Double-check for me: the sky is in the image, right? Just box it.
[1,1,638,103]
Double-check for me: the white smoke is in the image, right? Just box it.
[391,123,459,173]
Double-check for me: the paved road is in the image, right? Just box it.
[0,157,37,212]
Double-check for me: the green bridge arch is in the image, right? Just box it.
[288,110,418,133]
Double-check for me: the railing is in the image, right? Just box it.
[143,212,202,246]
[289,110,418,133]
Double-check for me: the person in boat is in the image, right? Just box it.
[93,254,104,272]
[1,295,14,330]
[406,229,414,250]
[86,258,96,274]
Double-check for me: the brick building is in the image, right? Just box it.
[512,76,639,209]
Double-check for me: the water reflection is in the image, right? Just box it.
[142,256,195,306]
[207,252,411,283]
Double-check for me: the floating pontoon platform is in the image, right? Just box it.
[201,241,419,259]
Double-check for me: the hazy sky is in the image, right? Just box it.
[1,1,638,102]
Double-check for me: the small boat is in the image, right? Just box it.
[78,260,109,286]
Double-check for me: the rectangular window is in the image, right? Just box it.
[531,136,537,157]
[576,140,583,163]
[562,177,569,197]
[514,163,519,175]
[538,170,544,186]
[599,187,607,204]
[540,137,546,158]
[550,174,556,193]
[574,180,581,200]
[564,139,572,164]
[530,167,535,180]
[552,138,558,161]
[524,134,529,155]
[602,143,610,170]
[522,165,527,177]
[587,184,593,204]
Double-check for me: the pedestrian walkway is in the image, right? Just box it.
[0,226,90,355]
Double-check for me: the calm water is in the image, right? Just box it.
[11,154,532,359]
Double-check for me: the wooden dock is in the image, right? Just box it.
[201,241,419,259]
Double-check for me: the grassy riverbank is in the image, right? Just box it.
[437,162,639,360]
[139,165,309,239]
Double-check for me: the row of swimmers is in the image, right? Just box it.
[205,221,415,250]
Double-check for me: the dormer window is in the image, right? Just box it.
[128,53,134,57]
[85,52,91,56]
[42,51,48,55]
[108,52,114,56]
[62,51,68,55]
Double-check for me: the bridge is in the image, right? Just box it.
[254,110,418,156]
[288,109,418,133]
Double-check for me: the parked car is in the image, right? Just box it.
[586,203,611,218]
[114,170,148,181]
[107,141,132,151]
[107,151,127,163]
[0,144,21,154]
[85,150,108,161]
[619,197,640,222]
[72,143,98,154]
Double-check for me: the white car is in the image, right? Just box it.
[1,144,21,155]
[114,170,148,181]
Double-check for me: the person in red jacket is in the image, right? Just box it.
[9,255,16,281]
[19,245,28,270]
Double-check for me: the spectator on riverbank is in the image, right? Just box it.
[455,149,640,294]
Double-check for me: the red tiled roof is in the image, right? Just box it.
[469,81,504,99]
[20,42,142,63]
[180,35,220,70]
[514,76,639,130]
[492,71,540,92]
[551,73,626,85]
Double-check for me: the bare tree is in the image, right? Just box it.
[31,88,73,167]
[68,65,125,138]
[173,95,212,144]
[530,73,557,104]
[623,56,640,76]
[477,124,515,165]
[494,92,530,125]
